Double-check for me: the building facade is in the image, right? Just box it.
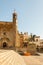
[0,11,19,48]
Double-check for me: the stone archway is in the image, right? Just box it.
[3,42,7,48]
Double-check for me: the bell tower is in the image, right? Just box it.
[13,11,18,48]
[13,10,17,22]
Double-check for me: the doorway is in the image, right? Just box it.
[3,42,7,48]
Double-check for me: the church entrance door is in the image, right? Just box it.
[3,42,7,48]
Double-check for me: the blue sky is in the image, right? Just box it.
[0,0,43,38]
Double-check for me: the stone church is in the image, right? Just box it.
[0,11,19,48]
[0,11,38,54]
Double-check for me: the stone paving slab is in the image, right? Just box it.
[0,49,26,65]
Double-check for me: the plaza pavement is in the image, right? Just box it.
[23,54,43,65]
[0,49,26,65]
[0,49,43,65]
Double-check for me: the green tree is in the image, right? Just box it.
[28,33,36,42]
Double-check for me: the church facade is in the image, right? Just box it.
[0,12,20,48]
